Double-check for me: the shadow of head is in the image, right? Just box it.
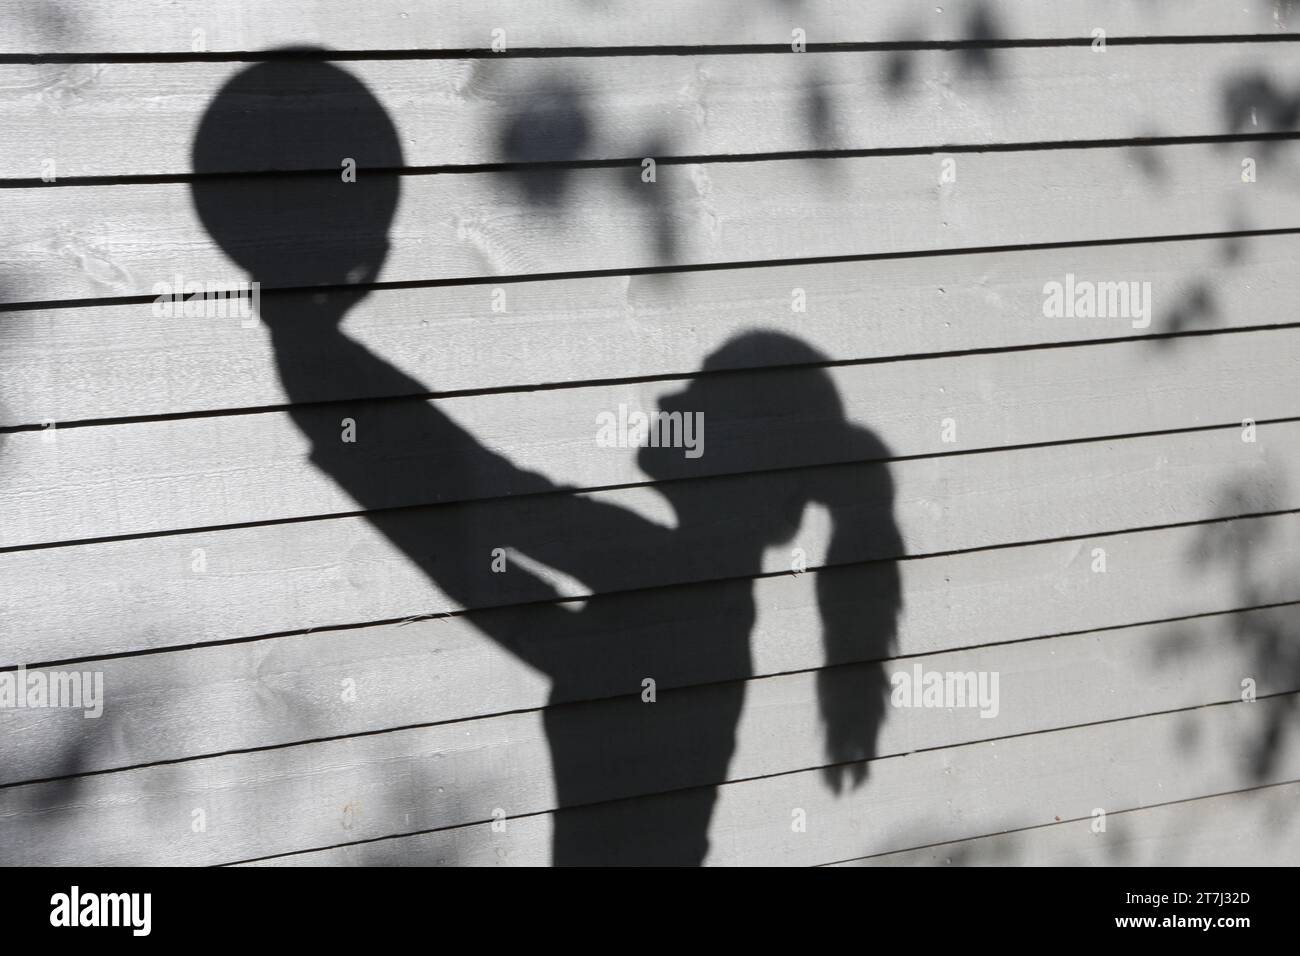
[189,54,403,301]
[638,330,891,543]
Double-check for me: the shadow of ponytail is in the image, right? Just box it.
[811,423,905,792]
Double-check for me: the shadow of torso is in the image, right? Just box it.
[276,319,758,864]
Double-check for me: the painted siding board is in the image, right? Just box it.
[4,142,1299,305]
[3,45,1297,178]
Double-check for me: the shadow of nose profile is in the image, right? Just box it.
[189,57,903,866]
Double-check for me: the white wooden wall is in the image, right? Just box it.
[2,0,1299,866]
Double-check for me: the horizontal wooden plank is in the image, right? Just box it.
[4,142,1299,305]
[837,779,1300,865]
[274,698,1300,867]
[247,697,1300,866]
[6,233,1295,427]
[6,329,1295,548]
[2,618,1291,865]
[6,45,1298,178]
[1,589,1290,790]
[267,766,1300,867]
[5,1,1294,55]
[3,425,1294,665]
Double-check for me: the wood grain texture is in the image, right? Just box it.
[1,626,1290,865]
[3,232,1290,427]
[6,1,1296,55]
[2,512,1295,777]
[835,779,1300,865]
[4,44,1296,178]
[3,426,1294,665]
[239,698,1300,866]
[4,5,1295,868]
[2,141,1296,305]
[1,598,1290,789]
[3,329,1296,549]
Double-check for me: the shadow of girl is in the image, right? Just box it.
[190,57,903,865]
